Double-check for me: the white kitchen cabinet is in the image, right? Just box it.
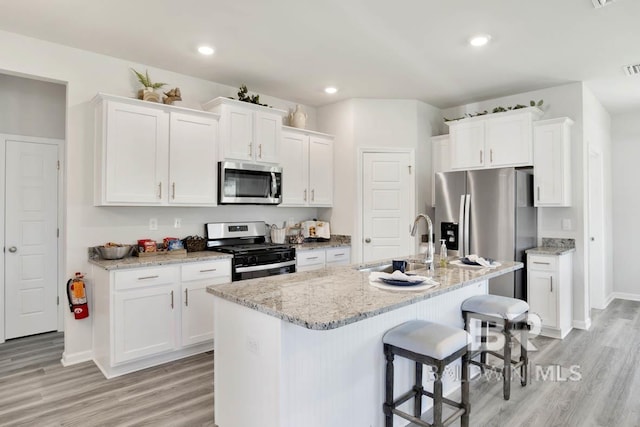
[533,117,573,207]
[296,246,351,272]
[92,258,232,378]
[180,260,231,347]
[203,97,287,164]
[527,252,573,339]
[93,93,220,206]
[280,127,334,207]
[168,112,219,205]
[447,107,543,170]
[431,135,450,206]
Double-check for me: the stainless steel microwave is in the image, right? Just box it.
[218,161,282,205]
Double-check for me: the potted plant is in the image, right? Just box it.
[131,68,167,102]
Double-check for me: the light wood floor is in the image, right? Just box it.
[1,299,639,426]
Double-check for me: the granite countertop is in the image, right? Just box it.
[291,234,351,251]
[526,247,576,256]
[88,251,232,270]
[206,255,522,330]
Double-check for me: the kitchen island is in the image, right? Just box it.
[207,257,522,427]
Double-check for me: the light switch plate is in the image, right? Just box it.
[149,218,158,230]
[561,218,572,230]
[174,218,181,228]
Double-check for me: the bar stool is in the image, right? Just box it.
[461,294,529,400]
[382,320,470,427]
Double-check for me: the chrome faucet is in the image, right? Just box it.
[410,214,434,270]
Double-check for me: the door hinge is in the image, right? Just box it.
[57,228,59,238]
[408,165,412,174]
[57,296,60,306]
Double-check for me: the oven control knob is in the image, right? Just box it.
[248,256,257,265]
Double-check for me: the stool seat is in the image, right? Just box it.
[461,294,529,320]
[383,320,470,360]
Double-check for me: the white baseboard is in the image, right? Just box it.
[61,350,94,366]
[611,292,640,302]
[603,294,616,308]
[572,318,592,331]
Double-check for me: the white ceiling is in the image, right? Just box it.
[1,0,639,114]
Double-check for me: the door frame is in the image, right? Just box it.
[356,147,416,264]
[0,133,65,343]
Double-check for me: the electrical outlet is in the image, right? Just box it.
[149,218,158,231]
[174,218,181,228]
[561,218,572,231]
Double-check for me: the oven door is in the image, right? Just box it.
[219,161,282,205]
[233,260,296,281]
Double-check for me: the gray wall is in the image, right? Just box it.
[0,74,66,138]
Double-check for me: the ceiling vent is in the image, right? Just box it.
[623,64,640,76]
[592,0,616,8]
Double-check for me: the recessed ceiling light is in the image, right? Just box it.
[469,34,491,47]
[324,87,338,94]
[198,46,215,55]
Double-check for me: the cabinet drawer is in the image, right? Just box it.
[528,255,557,271]
[325,247,350,264]
[181,260,231,282]
[114,266,179,290]
[296,249,326,267]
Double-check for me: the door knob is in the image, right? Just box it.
[591,237,595,241]
[364,238,371,243]
[8,246,17,253]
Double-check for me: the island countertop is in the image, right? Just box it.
[206,256,522,330]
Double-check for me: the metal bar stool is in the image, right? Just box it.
[461,294,529,400]
[382,320,470,427]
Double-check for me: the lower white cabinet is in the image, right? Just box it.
[92,258,231,378]
[296,247,351,272]
[527,252,573,339]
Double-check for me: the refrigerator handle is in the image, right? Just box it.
[464,193,471,257]
[458,194,466,256]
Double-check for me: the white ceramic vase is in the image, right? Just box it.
[289,104,307,129]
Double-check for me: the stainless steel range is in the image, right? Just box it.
[205,221,296,281]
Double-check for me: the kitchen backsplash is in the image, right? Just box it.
[541,237,575,249]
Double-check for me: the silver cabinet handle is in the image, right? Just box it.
[185,288,188,307]
[307,256,319,260]
[304,189,307,201]
[490,149,493,163]
[172,182,176,200]
[537,187,540,201]
[8,246,17,253]
[170,290,174,309]
[137,275,159,280]
[158,182,162,199]
[480,150,483,164]
[333,253,345,257]
[249,143,252,157]
[199,268,217,273]
[311,189,315,201]
[259,144,262,159]
[550,277,553,293]
[533,261,550,265]
[365,238,371,243]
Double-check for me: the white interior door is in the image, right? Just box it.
[588,148,606,310]
[362,152,414,262]
[5,140,59,339]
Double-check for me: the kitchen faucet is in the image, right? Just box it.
[410,214,434,270]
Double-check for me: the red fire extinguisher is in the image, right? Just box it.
[67,272,89,319]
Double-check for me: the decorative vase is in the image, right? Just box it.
[289,104,307,129]
[141,87,160,103]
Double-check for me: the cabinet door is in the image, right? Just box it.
[254,111,281,164]
[181,282,215,347]
[486,114,532,167]
[308,136,333,206]
[449,121,485,169]
[528,270,557,328]
[169,113,218,205]
[533,120,571,206]
[223,105,253,161]
[104,101,168,204]
[431,135,450,206]
[114,284,179,363]
[280,131,309,206]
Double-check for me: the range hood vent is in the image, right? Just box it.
[592,0,616,8]
[623,64,640,76]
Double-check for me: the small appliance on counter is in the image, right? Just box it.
[206,221,296,281]
[300,220,331,241]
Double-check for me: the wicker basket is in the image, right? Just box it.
[183,235,206,252]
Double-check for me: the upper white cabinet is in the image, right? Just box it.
[533,117,573,207]
[203,97,287,164]
[280,127,334,207]
[431,135,450,206]
[93,93,219,206]
[447,107,543,170]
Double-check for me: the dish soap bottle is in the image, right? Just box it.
[439,239,448,268]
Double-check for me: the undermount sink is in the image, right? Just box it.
[358,260,430,274]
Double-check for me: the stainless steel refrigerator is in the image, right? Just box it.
[435,167,537,300]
